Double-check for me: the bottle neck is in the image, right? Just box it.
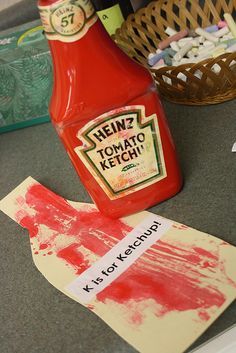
[47,19,116,69]
[38,0,98,44]
[93,0,133,19]
[92,0,117,11]
[38,0,128,72]
[38,0,150,125]
[96,3,124,35]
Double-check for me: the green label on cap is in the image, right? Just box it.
[97,4,124,35]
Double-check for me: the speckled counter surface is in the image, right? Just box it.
[0,99,235,353]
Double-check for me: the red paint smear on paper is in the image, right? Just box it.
[97,260,224,315]
[130,311,143,325]
[14,182,228,321]
[20,215,38,238]
[193,247,218,260]
[198,310,210,321]
[57,243,89,274]
[39,243,48,250]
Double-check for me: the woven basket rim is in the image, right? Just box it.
[114,0,236,105]
[116,0,236,71]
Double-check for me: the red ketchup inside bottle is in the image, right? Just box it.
[38,0,182,218]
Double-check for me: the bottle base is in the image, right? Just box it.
[96,177,183,219]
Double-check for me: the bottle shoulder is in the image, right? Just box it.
[50,21,154,123]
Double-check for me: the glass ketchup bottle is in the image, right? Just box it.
[38,0,182,218]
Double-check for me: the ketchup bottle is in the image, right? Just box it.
[38,0,182,218]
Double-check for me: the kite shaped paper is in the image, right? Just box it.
[0,177,236,353]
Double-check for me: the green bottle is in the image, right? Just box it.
[92,0,133,35]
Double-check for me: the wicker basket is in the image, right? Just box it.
[115,0,236,105]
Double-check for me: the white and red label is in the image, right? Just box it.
[74,105,167,200]
[39,0,97,42]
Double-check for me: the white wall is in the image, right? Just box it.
[0,0,22,11]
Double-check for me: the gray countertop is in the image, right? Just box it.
[0,99,235,353]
